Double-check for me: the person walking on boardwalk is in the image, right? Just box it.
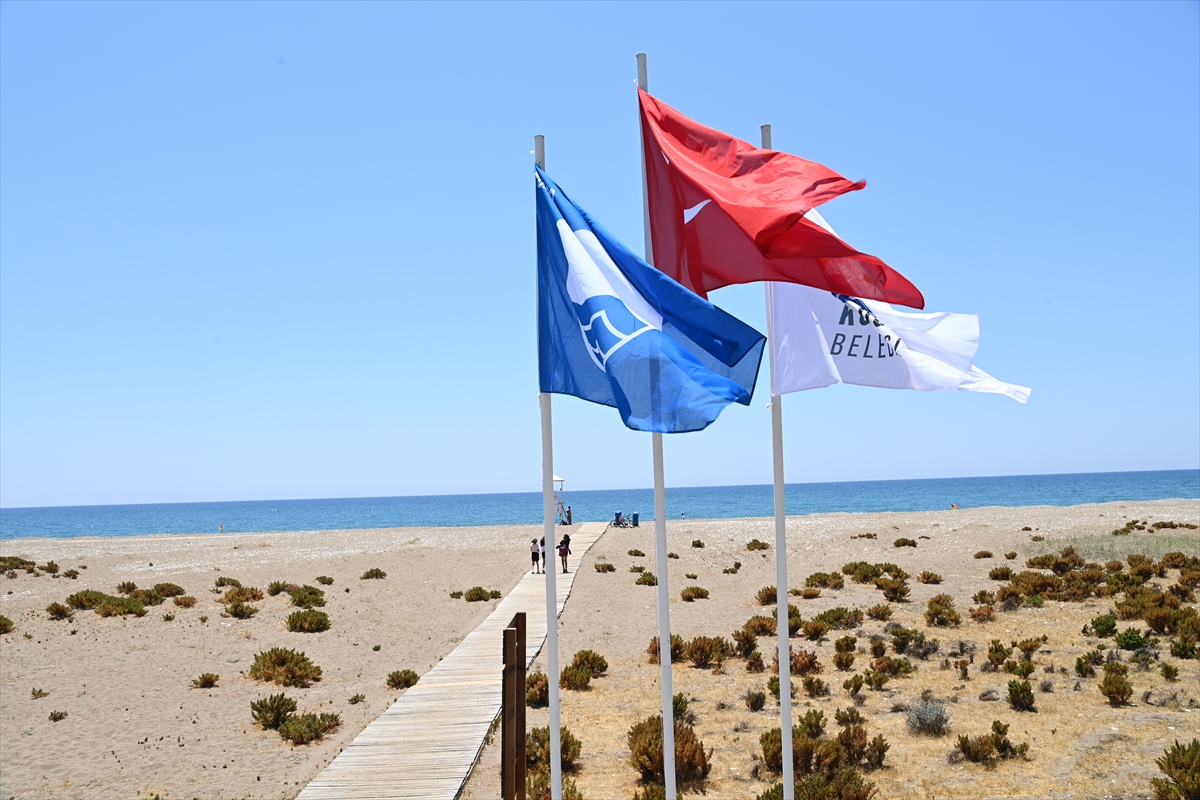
[540,536,546,571]
[530,538,541,574]
[557,536,572,574]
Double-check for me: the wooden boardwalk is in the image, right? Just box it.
[296,522,608,800]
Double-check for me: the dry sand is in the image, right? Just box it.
[1,500,1197,800]
[462,499,1200,800]
[0,523,546,800]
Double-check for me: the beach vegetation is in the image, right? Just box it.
[250,648,322,687]
[744,615,776,637]
[1099,667,1132,706]
[874,577,910,602]
[97,596,147,617]
[722,561,741,574]
[843,674,865,697]
[251,693,297,729]
[685,636,721,668]
[773,646,822,676]
[1016,637,1045,658]
[152,583,185,598]
[0,614,14,634]
[894,537,917,548]
[1004,551,1018,560]
[987,640,1014,667]
[866,604,892,621]
[191,673,219,689]
[746,651,765,673]
[1151,738,1200,800]
[802,619,828,640]
[956,720,1029,764]
[833,651,856,672]
[800,587,821,599]
[372,644,381,651]
[278,711,341,745]
[672,692,692,722]
[214,576,242,588]
[173,595,197,608]
[559,665,592,691]
[805,572,845,590]
[161,612,175,621]
[46,602,74,621]
[464,586,491,602]
[870,639,887,658]
[199,615,208,623]
[685,572,697,579]
[348,693,365,705]
[226,601,258,619]
[449,590,463,598]
[746,539,770,551]
[1114,627,1150,650]
[925,595,962,627]
[528,724,582,771]
[572,650,607,676]
[680,586,709,601]
[988,566,1013,581]
[629,565,645,573]
[974,551,993,559]
[835,636,857,654]
[116,581,137,594]
[970,605,996,623]
[386,669,418,690]
[732,628,757,658]
[315,576,333,585]
[48,710,67,722]
[627,549,645,557]
[1171,636,1197,660]
[647,634,686,664]
[0,556,35,571]
[1075,656,1097,678]
[803,675,829,697]
[1007,680,1035,711]
[360,568,387,580]
[221,586,263,604]
[693,539,705,548]
[628,714,711,785]
[906,698,951,735]
[843,562,882,583]
[635,572,657,586]
[594,562,616,573]
[526,672,549,707]
[129,588,164,606]
[284,585,323,609]
[4,570,17,579]
[287,609,331,633]
[918,571,943,584]
[835,707,864,727]
[745,689,766,711]
[668,552,679,559]
[1030,535,1044,541]
[756,585,778,605]
[266,581,292,596]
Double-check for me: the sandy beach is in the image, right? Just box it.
[2,499,1198,800]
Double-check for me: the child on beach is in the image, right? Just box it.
[530,538,541,574]
[557,537,571,573]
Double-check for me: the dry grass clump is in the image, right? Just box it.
[629,565,645,573]
[116,581,137,594]
[315,575,334,585]
[348,694,365,705]
[746,539,770,551]
[974,551,994,559]
[628,714,712,787]
[866,604,892,621]
[681,586,709,601]
[266,581,293,596]
[560,665,592,691]
[191,673,219,689]
[46,602,74,621]
[48,710,68,722]
[249,648,322,688]
[988,566,1013,581]
[61,569,79,579]
[756,585,778,605]
[152,583,185,597]
[925,594,962,627]
[221,586,264,604]
[214,576,241,588]
[805,571,845,590]
[646,634,685,664]
[628,549,645,557]
[279,711,341,745]
[526,672,549,707]
[874,577,910,602]
[464,586,499,601]
[918,571,943,584]
[172,595,197,608]
[799,588,821,599]
[1151,739,1200,800]
[635,572,657,586]
[386,669,419,690]
[287,609,331,633]
[594,562,616,573]
[572,649,608,676]
[360,568,387,580]
[970,604,997,623]
[1099,662,1133,706]
[955,719,1029,764]
[1005,551,1018,560]
[894,537,917,548]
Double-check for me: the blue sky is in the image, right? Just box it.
[1,1,1197,509]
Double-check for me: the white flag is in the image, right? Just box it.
[767,281,1031,404]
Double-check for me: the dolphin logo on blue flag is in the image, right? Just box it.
[536,166,765,433]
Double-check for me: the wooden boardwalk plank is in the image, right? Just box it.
[296,522,607,800]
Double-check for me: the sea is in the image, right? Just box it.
[1,469,1197,541]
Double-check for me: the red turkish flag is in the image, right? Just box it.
[639,88,924,309]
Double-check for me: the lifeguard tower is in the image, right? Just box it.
[553,475,567,525]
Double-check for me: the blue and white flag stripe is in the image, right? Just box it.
[536,166,765,433]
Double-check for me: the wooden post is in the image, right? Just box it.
[502,612,528,800]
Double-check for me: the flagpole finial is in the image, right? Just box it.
[760,124,772,150]
[534,135,545,170]
[636,53,648,92]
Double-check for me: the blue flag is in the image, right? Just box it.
[536,166,765,433]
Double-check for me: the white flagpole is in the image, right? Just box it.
[761,123,794,800]
[535,134,564,800]
[637,52,677,800]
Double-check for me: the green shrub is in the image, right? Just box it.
[594,562,616,573]
[348,694,365,705]
[647,634,686,664]
[449,590,463,598]
[989,566,1013,581]
[1075,656,1097,678]
[1151,739,1200,800]
[745,690,766,711]
[1099,671,1132,706]
[874,578,910,602]
[463,586,490,602]
[629,565,645,573]
[1005,551,1018,560]
[526,672,549,707]
[65,590,109,610]
[559,665,592,691]
[755,585,778,605]
[361,568,387,580]
[635,572,657,586]
[628,549,645,557]
[693,539,705,548]
[1007,680,1035,711]
[956,720,1029,764]
[681,586,709,601]
[173,595,197,608]
[48,710,67,722]
[386,669,419,690]
[250,693,297,730]
[866,604,892,621]
[803,675,829,698]
[116,581,137,594]
[918,571,942,584]
[572,650,608,676]
[96,596,147,617]
[1161,663,1179,682]
[315,576,333,585]
[278,711,341,745]
[31,688,48,699]
[266,581,292,596]
[287,609,331,633]
[806,572,845,590]
[527,724,581,771]
[627,714,711,784]
[746,651,765,673]
[0,614,13,634]
[925,594,962,627]
[1114,627,1150,650]
[894,537,917,548]
[722,561,742,574]
[191,673,219,689]
[833,651,856,671]
[226,601,258,619]
[1090,613,1118,637]
[152,583,185,598]
[249,648,322,687]
[843,674,865,697]
[746,539,769,551]
[288,585,326,609]
[768,675,795,700]
[685,572,697,579]
[214,576,241,588]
